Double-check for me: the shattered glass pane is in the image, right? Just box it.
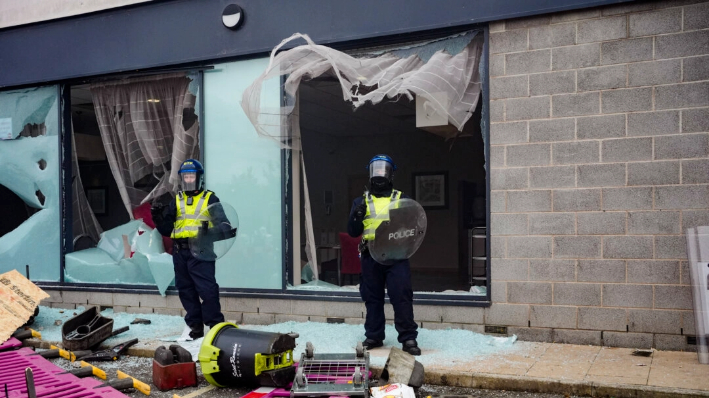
[0,86,57,140]
[203,58,283,289]
[0,86,61,281]
[64,219,175,295]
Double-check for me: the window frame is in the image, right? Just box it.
[279,25,492,306]
[38,25,492,307]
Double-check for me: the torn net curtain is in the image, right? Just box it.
[91,74,200,217]
[241,32,482,280]
[71,121,103,245]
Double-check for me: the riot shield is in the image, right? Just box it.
[189,202,239,261]
[368,198,427,265]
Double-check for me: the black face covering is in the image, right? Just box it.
[370,177,393,196]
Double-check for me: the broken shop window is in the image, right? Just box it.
[0,86,62,281]
[243,32,488,294]
[65,73,201,293]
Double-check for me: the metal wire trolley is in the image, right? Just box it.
[290,342,370,398]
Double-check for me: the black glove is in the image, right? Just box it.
[204,226,237,242]
[353,203,367,221]
[150,204,164,223]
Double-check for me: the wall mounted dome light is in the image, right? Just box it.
[222,4,244,30]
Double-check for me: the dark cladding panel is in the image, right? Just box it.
[0,0,631,88]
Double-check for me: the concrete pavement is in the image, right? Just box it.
[24,336,709,397]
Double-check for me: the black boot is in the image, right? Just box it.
[188,325,204,340]
[362,338,383,350]
[402,340,421,356]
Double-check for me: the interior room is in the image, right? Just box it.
[296,77,487,293]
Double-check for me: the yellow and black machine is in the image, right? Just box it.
[199,322,297,387]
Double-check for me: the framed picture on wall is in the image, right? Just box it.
[86,187,107,215]
[412,172,448,210]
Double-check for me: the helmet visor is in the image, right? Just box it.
[369,160,393,181]
[181,172,198,191]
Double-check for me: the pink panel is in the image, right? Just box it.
[0,338,23,352]
[0,348,128,398]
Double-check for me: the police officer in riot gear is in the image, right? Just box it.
[347,154,421,356]
[152,159,225,339]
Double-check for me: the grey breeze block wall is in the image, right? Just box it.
[39,0,708,352]
[489,0,709,351]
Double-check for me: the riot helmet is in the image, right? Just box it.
[178,159,204,192]
[368,154,396,194]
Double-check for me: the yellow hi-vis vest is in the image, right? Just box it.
[171,191,213,239]
[362,190,401,241]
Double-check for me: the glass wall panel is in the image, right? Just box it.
[204,58,283,289]
[0,86,61,281]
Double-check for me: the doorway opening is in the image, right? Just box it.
[238,30,489,296]
[294,77,486,293]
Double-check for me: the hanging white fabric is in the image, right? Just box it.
[91,73,200,216]
[301,155,318,280]
[71,122,103,244]
[241,31,483,148]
